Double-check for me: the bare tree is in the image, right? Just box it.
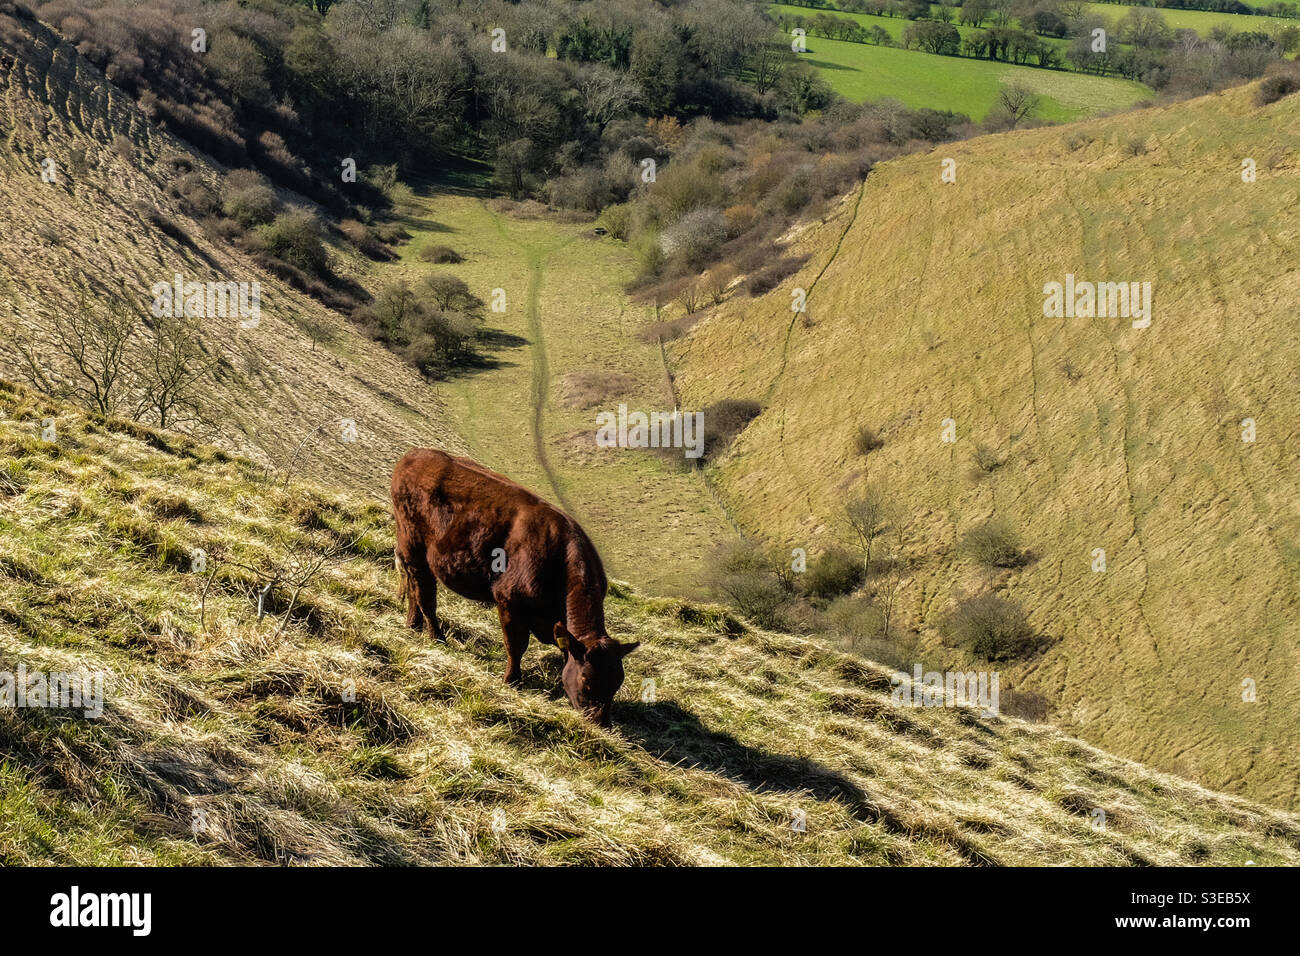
[998,83,1040,127]
[576,65,641,130]
[876,515,909,639]
[845,482,894,573]
[132,313,220,431]
[203,522,361,639]
[9,295,138,415]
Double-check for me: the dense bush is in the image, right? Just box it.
[706,538,795,629]
[700,398,762,463]
[660,207,728,265]
[419,245,464,264]
[971,441,1004,476]
[801,547,866,601]
[941,593,1039,661]
[743,256,808,296]
[824,593,886,642]
[222,169,278,227]
[256,211,328,278]
[170,172,219,216]
[854,424,884,456]
[339,219,396,261]
[961,517,1026,569]
[352,278,483,377]
[1257,68,1300,104]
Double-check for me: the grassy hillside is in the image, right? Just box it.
[795,33,1151,119]
[0,2,729,595]
[669,80,1300,808]
[0,5,465,496]
[3,379,1300,865]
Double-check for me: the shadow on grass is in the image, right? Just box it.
[617,699,870,809]
[803,55,860,73]
[434,328,529,380]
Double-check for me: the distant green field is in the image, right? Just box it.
[775,2,1293,38]
[1079,1,1292,33]
[773,3,1073,48]
[775,2,1070,53]
[799,34,1151,119]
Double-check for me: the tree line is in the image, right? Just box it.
[778,0,1299,88]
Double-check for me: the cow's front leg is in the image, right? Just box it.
[498,604,530,686]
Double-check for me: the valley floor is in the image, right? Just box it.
[379,191,733,597]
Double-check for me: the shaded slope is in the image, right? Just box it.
[670,82,1300,807]
[0,4,464,495]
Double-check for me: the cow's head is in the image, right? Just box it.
[554,623,639,727]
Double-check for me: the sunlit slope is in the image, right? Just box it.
[0,5,464,495]
[3,379,1299,865]
[671,82,1300,808]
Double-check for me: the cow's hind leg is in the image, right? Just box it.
[498,605,530,687]
[402,548,444,641]
[396,553,424,632]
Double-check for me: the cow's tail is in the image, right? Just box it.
[395,551,407,601]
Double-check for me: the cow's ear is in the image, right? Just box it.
[616,640,640,658]
[554,623,579,657]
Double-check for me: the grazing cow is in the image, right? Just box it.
[391,448,638,727]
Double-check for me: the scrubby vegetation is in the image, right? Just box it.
[961,517,1027,569]
[352,277,485,375]
[941,593,1042,661]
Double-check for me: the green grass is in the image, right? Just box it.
[798,33,1150,119]
[774,2,1076,53]
[3,378,1299,865]
[777,1,1294,36]
[1079,1,1295,34]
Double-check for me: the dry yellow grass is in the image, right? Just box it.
[670,81,1300,808]
[2,378,1299,865]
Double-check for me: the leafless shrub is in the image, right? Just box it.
[561,370,636,409]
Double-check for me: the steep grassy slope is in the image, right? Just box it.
[3,379,1299,865]
[669,81,1300,809]
[0,4,464,496]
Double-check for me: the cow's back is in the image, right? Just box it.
[391,449,594,614]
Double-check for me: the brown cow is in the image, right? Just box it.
[391,448,638,727]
